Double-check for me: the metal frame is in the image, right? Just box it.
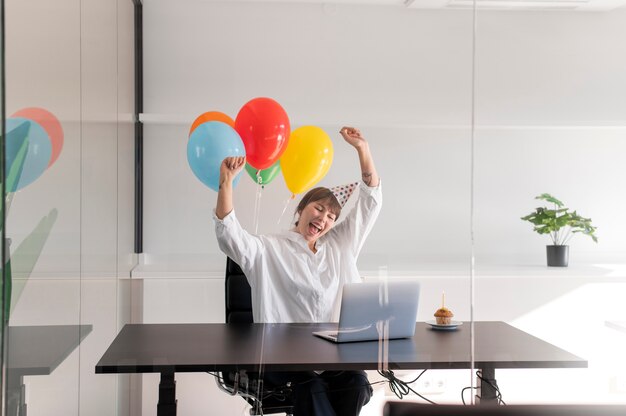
[132,0,143,253]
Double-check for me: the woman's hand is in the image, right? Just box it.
[340,126,380,187]
[220,156,246,187]
[340,126,368,149]
[216,156,245,219]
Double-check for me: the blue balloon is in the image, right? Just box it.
[5,118,52,191]
[187,121,246,191]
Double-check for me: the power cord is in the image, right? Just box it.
[212,369,440,405]
[462,370,505,405]
[378,369,437,404]
[461,386,477,405]
[209,370,294,402]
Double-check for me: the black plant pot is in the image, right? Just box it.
[546,245,569,267]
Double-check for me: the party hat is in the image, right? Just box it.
[330,182,358,208]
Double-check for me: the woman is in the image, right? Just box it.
[213,126,381,416]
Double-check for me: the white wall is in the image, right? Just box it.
[142,2,626,270]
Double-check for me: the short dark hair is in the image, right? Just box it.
[294,187,342,226]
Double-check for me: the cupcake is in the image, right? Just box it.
[434,307,454,325]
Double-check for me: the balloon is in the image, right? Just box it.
[235,97,290,170]
[280,126,333,195]
[5,118,52,191]
[244,160,281,186]
[11,107,63,168]
[187,121,245,191]
[189,111,235,137]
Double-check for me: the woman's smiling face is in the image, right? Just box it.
[295,199,338,243]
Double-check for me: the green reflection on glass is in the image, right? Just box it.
[8,209,58,316]
[2,121,28,320]
[2,119,57,319]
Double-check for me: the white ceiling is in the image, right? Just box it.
[174,0,626,11]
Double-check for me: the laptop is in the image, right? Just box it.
[313,280,420,343]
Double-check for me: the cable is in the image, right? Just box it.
[377,369,437,404]
[211,369,439,407]
[476,370,506,405]
[462,370,506,405]
[461,386,477,405]
[210,370,294,416]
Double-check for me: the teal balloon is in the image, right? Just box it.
[187,121,245,191]
[245,160,281,186]
[5,118,52,191]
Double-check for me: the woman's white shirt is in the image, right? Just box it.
[213,181,382,324]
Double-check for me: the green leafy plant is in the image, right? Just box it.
[521,193,598,246]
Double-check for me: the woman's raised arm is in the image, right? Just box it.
[339,127,380,187]
[215,156,246,219]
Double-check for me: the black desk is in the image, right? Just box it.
[96,322,586,416]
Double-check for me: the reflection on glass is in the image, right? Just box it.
[3,108,78,415]
[3,111,62,320]
[1,0,5,407]
[6,325,91,415]
[5,0,135,414]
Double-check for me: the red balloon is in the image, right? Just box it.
[235,97,290,170]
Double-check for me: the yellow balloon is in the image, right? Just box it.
[280,126,334,195]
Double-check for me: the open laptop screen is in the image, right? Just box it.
[313,280,420,343]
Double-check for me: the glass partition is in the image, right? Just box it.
[3,0,134,415]
[474,2,626,406]
[5,0,81,410]
[3,0,626,415]
[139,1,475,414]
[1,0,5,410]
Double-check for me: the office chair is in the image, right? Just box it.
[383,402,626,416]
[215,257,295,416]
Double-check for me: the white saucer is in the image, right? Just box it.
[426,320,463,330]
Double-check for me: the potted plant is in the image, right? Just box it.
[521,193,598,267]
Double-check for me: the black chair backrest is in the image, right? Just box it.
[225,257,254,323]
[383,402,626,416]
[223,258,294,415]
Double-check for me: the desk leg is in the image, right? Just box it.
[7,373,27,416]
[157,372,177,416]
[476,367,499,405]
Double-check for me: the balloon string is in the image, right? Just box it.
[277,194,295,226]
[254,174,263,234]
